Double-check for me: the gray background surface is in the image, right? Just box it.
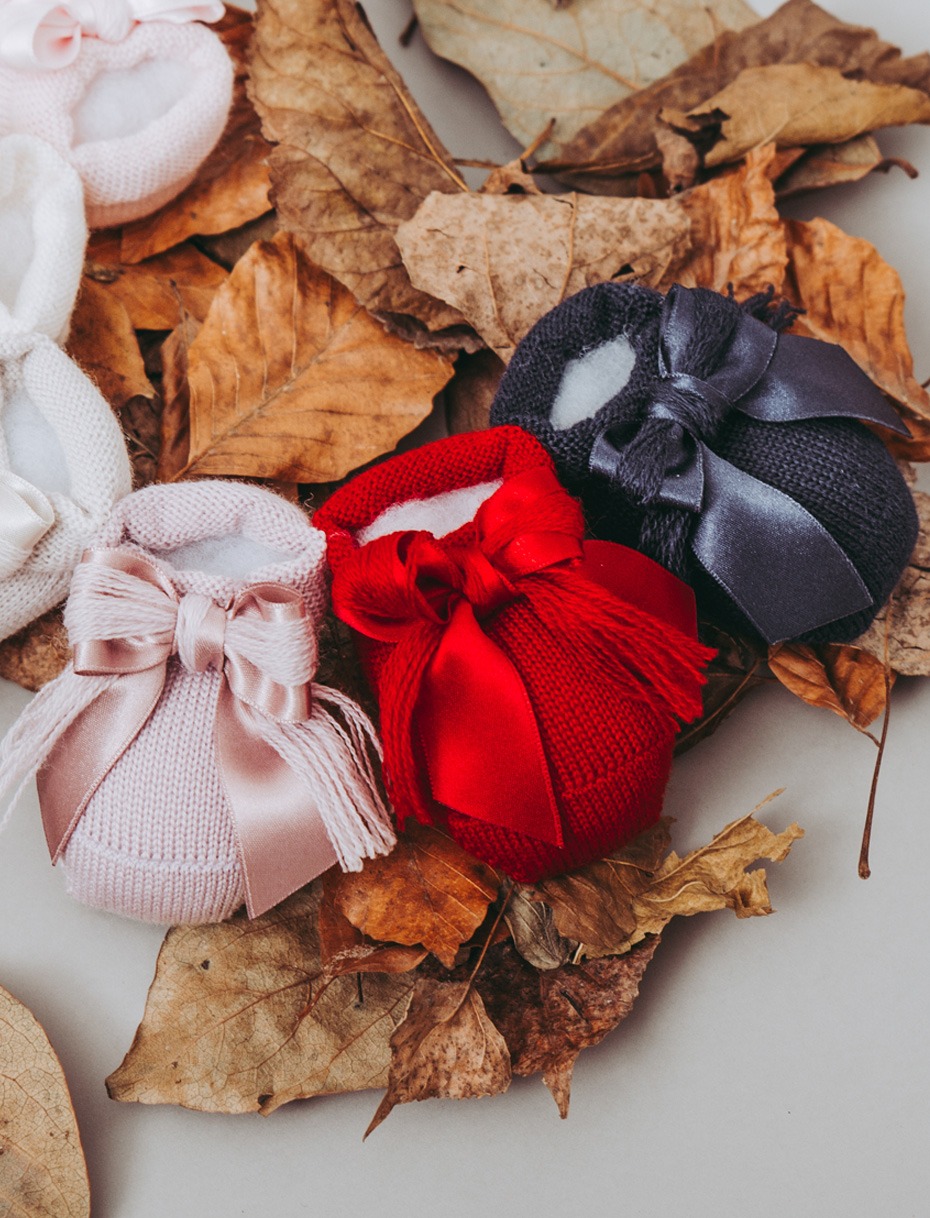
[3,0,930,1214]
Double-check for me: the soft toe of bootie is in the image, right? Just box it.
[0,481,395,924]
[0,133,131,643]
[0,3,233,227]
[490,281,919,646]
[315,426,711,883]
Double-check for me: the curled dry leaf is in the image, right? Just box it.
[0,984,90,1218]
[179,231,453,482]
[318,870,428,978]
[505,885,577,971]
[332,821,500,968]
[396,191,690,361]
[106,886,416,1115]
[366,978,511,1136]
[65,278,154,410]
[0,608,70,692]
[675,623,768,755]
[411,0,755,155]
[476,937,660,1117]
[774,134,916,198]
[249,0,470,342]
[768,642,890,731]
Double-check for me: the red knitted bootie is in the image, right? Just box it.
[315,427,712,882]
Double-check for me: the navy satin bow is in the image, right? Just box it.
[589,284,911,644]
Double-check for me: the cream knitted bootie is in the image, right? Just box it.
[0,480,395,925]
[0,133,131,643]
[0,2,233,227]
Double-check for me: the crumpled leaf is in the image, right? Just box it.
[332,822,499,969]
[106,886,416,1115]
[0,609,70,691]
[412,0,755,155]
[768,642,890,730]
[476,937,660,1116]
[119,7,272,263]
[0,984,90,1217]
[662,64,930,171]
[546,0,930,191]
[855,490,930,676]
[396,191,690,361]
[179,231,452,482]
[366,978,511,1135]
[774,134,916,198]
[65,279,154,410]
[249,0,472,343]
[676,623,768,754]
[505,885,576,971]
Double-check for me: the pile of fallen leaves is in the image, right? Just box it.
[3,0,930,1154]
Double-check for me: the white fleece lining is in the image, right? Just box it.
[161,534,295,580]
[3,381,71,496]
[72,58,192,145]
[550,334,636,430]
[357,480,504,544]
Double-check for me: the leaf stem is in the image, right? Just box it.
[859,615,894,878]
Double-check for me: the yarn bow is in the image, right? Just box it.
[0,0,224,69]
[589,283,912,643]
[0,469,54,578]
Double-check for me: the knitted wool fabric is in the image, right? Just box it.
[0,134,131,643]
[0,21,233,227]
[315,426,710,883]
[490,282,918,645]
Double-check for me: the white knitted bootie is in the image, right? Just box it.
[0,133,132,643]
[0,3,233,227]
[0,480,396,925]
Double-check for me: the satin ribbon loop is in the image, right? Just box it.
[0,470,55,578]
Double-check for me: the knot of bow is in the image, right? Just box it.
[0,469,54,579]
[0,0,224,70]
[589,283,912,643]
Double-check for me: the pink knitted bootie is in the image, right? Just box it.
[0,2,233,227]
[0,480,395,925]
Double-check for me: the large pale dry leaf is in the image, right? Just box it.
[476,937,660,1116]
[332,822,499,969]
[546,0,930,190]
[120,7,272,263]
[366,978,511,1135]
[855,490,930,676]
[249,0,470,341]
[774,134,915,198]
[782,217,930,425]
[396,191,690,361]
[181,231,453,482]
[660,145,787,297]
[107,886,416,1115]
[0,609,70,691]
[665,65,930,170]
[66,279,153,409]
[412,0,754,155]
[768,642,889,730]
[0,984,90,1217]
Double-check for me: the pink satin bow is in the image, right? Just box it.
[38,547,338,918]
[0,0,225,70]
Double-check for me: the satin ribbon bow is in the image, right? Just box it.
[38,548,337,918]
[0,0,225,70]
[0,470,54,578]
[589,284,911,644]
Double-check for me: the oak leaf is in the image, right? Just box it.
[768,642,889,730]
[0,984,90,1217]
[66,279,154,410]
[412,0,754,156]
[366,978,511,1135]
[179,231,453,482]
[106,886,416,1115]
[0,609,70,692]
[332,822,499,969]
[249,0,471,343]
[396,190,690,361]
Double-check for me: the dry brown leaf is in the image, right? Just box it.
[661,145,787,296]
[318,870,428,978]
[0,984,90,1217]
[445,348,506,434]
[121,394,163,488]
[783,217,930,424]
[476,937,660,1116]
[85,233,228,329]
[676,623,768,754]
[180,231,453,482]
[120,7,272,263]
[366,978,511,1135]
[107,886,416,1115]
[155,315,199,482]
[774,134,916,198]
[412,0,755,156]
[0,609,70,691]
[396,191,690,361]
[249,0,471,342]
[332,821,499,969]
[664,64,930,170]
[504,886,577,971]
[546,0,930,191]
[768,642,889,730]
[66,279,154,409]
